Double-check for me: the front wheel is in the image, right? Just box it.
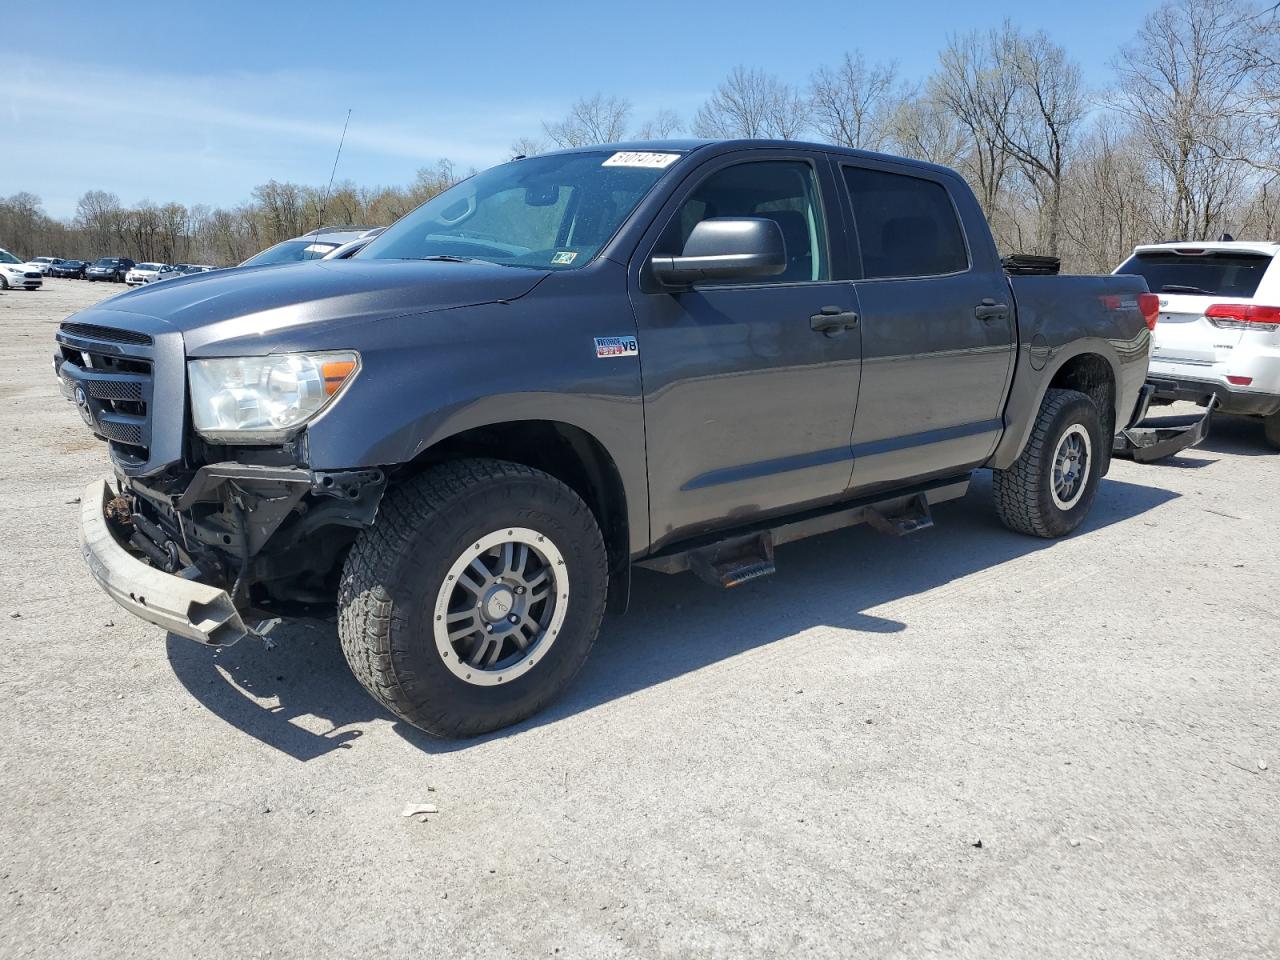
[993,388,1104,538]
[338,459,608,738]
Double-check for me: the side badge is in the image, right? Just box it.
[594,336,639,359]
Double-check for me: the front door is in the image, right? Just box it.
[629,154,863,549]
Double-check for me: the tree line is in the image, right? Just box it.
[4,0,1280,273]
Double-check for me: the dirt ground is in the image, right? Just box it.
[1,278,1277,959]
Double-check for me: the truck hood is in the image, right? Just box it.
[81,259,550,348]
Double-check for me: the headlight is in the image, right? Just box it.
[187,351,360,442]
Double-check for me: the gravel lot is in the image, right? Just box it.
[2,279,1277,959]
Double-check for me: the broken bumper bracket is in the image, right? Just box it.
[80,479,254,646]
[1113,391,1217,463]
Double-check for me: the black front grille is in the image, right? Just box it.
[57,322,154,456]
[60,322,153,346]
[96,418,144,446]
[84,379,144,402]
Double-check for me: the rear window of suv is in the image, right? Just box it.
[1116,250,1272,298]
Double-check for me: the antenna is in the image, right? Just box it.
[317,108,352,231]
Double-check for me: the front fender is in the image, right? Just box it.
[302,275,649,555]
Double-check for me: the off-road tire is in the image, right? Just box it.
[1264,411,1280,451]
[338,458,608,738]
[993,388,1103,538]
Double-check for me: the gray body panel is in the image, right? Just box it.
[57,139,1150,567]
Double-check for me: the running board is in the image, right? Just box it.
[864,493,933,536]
[687,531,776,588]
[638,476,969,585]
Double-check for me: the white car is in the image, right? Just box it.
[124,262,172,286]
[155,263,218,282]
[0,247,43,290]
[28,256,62,275]
[1115,241,1280,449]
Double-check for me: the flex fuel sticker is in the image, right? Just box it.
[602,151,680,169]
[551,251,578,265]
[594,336,638,359]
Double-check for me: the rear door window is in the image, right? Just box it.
[1115,251,1271,298]
[841,165,969,279]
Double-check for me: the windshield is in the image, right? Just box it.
[240,240,339,267]
[93,259,116,267]
[359,150,681,270]
[0,249,21,265]
[137,263,164,271]
[1117,250,1271,298]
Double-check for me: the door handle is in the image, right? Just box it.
[810,306,860,335]
[974,298,1010,322]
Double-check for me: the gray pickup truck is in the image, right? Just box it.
[58,140,1161,737]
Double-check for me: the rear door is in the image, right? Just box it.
[1114,247,1274,366]
[837,160,1016,492]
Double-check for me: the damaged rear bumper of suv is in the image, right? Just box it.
[81,479,254,646]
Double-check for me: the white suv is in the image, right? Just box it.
[1115,241,1280,449]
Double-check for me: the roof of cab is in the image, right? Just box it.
[529,139,963,180]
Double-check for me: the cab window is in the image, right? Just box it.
[842,165,969,279]
[659,160,829,283]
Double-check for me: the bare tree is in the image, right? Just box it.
[634,109,683,140]
[809,52,902,149]
[544,94,633,148]
[883,88,970,166]
[991,24,1087,256]
[693,66,809,139]
[510,137,546,158]
[930,32,1016,219]
[1060,121,1161,272]
[1111,0,1254,239]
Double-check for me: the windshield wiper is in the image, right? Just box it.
[1160,284,1212,294]
[412,255,492,264]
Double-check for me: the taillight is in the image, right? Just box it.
[1137,292,1160,331]
[1205,303,1280,329]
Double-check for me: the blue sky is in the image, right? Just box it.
[3,0,1162,219]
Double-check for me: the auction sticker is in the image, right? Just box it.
[602,151,680,169]
[594,336,639,359]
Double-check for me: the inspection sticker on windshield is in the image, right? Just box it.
[551,251,578,265]
[594,336,639,359]
[602,151,680,169]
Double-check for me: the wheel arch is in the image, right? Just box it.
[397,419,633,613]
[989,343,1122,472]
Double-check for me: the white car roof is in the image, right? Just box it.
[1131,241,1280,257]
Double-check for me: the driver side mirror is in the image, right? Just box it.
[651,217,786,288]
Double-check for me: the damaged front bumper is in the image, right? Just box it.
[80,479,255,646]
[1113,385,1216,463]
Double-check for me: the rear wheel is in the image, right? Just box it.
[338,459,608,738]
[993,388,1104,538]
[1264,411,1280,451]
